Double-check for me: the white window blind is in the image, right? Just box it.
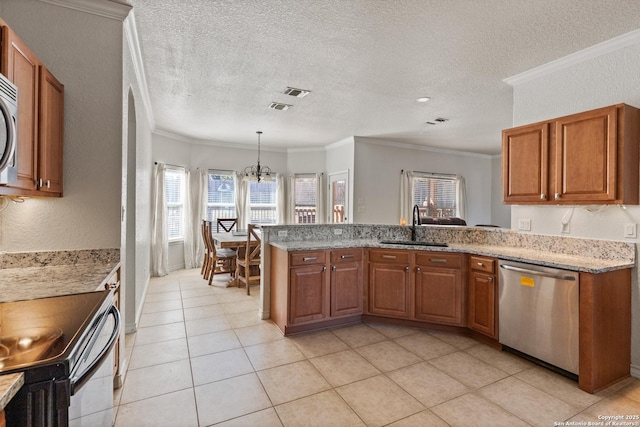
[165,168,185,240]
[293,175,318,224]
[207,171,236,224]
[249,180,277,224]
[412,174,458,218]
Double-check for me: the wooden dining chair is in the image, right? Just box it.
[235,224,261,295]
[200,219,210,277]
[216,217,237,232]
[204,221,237,285]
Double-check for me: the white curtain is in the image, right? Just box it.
[184,168,207,269]
[400,170,415,222]
[286,174,295,224]
[150,163,168,277]
[316,173,325,224]
[456,174,467,220]
[235,172,249,230]
[276,173,286,224]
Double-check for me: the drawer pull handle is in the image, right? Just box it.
[303,257,318,261]
[340,254,354,259]
[430,258,447,263]
[477,262,484,267]
[382,255,397,259]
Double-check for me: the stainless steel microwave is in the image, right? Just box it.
[0,72,17,185]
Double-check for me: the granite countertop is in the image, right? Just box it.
[0,373,23,411]
[0,261,120,303]
[268,239,634,273]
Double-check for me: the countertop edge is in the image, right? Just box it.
[268,241,633,273]
[0,373,23,411]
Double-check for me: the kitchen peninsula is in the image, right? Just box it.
[261,224,635,394]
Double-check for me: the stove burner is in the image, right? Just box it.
[0,327,63,369]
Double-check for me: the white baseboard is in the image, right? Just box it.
[631,363,640,379]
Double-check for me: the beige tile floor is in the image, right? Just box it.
[113,268,640,426]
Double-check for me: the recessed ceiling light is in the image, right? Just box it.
[269,102,292,111]
[283,87,311,98]
[416,97,431,103]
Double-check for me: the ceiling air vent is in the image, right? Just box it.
[434,117,449,123]
[282,87,311,98]
[269,102,292,111]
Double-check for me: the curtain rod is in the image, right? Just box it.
[155,161,185,169]
[401,169,456,178]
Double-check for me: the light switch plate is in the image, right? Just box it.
[278,230,288,237]
[334,228,343,235]
[624,223,637,238]
[518,219,531,231]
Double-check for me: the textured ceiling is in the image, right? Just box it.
[129,0,640,154]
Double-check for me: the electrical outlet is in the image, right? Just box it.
[334,228,343,235]
[278,230,288,237]
[624,223,637,239]
[518,219,531,231]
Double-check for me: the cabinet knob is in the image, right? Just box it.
[416,267,421,272]
[487,277,494,283]
[46,179,51,189]
[555,193,561,200]
[331,265,336,271]
[405,266,410,272]
[39,179,43,188]
[540,193,546,200]
[477,262,484,267]
[322,266,326,272]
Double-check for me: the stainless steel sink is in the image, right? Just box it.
[379,240,448,247]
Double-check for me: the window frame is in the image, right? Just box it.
[411,173,459,219]
[248,179,278,225]
[164,166,186,242]
[207,170,237,226]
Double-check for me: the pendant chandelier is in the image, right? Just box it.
[243,131,272,182]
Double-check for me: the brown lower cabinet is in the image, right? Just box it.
[468,256,498,339]
[270,247,363,334]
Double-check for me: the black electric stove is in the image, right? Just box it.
[1,290,120,426]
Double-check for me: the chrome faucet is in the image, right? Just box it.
[411,204,421,241]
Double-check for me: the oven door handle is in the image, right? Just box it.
[70,305,120,395]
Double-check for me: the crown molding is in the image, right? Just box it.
[152,129,288,153]
[356,136,495,159]
[37,0,131,20]
[504,29,640,86]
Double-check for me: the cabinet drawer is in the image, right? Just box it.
[290,250,326,266]
[470,256,495,273]
[369,249,410,264]
[415,252,462,268]
[330,248,363,263]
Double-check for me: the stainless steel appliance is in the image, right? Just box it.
[1,290,120,426]
[498,260,579,376]
[0,72,17,184]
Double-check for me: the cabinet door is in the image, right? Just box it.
[1,25,39,191]
[468,270,497,338]
[502,122,550,203]
[331,261,363,317]
[554,106,617,202]
[415,266,463,325]
[289,265,328,325]
[38,66,63,194]
[368,262,411,318]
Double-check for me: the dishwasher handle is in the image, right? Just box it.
[499,263,577,281]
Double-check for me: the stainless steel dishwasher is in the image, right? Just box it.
[498,260,579,376]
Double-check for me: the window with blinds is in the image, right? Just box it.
[207,171,236,224]
[165,168,185,240]
[293,175,318,224]
[413,175,457,218]
[249,180,277,224]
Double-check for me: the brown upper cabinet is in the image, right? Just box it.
[0,20,64,197]
[502,104,639,205]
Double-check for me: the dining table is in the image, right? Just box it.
[211,231,261,287]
